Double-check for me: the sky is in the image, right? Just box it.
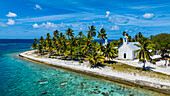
[0,0,170,39]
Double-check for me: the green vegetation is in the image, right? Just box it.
[31,25,117,67]
[134,37,154,70]
[31,25,169,71]
[150,33,170,56]
[109,31,169,70]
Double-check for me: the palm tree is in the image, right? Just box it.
[99,42,105,54]
[39,36,44,46]
[34,38,38,43]
[53,30,59,38]
[76,31,85,60]
[139,32,143,38]
[104,43,117,61]
[135,35,138,41]
[87,25,96,38]
[57,33,66,55]
[65,28,75,59]
[66,28,74,39]
[46,33,51,40]
[134,38,153,70]
[30,42,38,50]
[128,36,132,42]
[48,39,54,55]
[52,37,57,44]
[38,44,43,54]
[85,51,105,68]
[69,32,75,59]
[31,38,38,51]
[97,28,107,41]
[83,36,93,55]
[77,31,84,38]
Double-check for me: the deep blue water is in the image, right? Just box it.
[0,39,167,96]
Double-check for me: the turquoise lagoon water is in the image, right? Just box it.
[0,39,167,96]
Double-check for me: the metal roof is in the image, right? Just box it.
[127,42,140,51]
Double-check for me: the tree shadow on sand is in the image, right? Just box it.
[145,66,156,71]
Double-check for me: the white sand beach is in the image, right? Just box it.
[19,50,170,93]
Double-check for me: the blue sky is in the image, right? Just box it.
[0,0,170,39]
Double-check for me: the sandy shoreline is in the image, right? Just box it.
[19,50,170,94]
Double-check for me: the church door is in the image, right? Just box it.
[124,53,126,58]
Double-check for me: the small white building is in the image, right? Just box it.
[118,35,140,60]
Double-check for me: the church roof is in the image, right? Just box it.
[127,42,140,50]
[118,42,140,51]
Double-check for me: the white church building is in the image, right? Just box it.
[118,35,140,60]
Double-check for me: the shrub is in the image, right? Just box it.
[152,60,156,64]
[48,56,51,58]
[79,60,83,64]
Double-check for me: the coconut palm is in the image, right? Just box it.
[99,42,105,54]
[86,41,105,67]
[97,28,107,41]
[85,51,105,68]
[39,36,44,46]
[52,37,57,44]
[83,36,93,55]
[139,32,143,38]
[53,30,59,38]
[38,44,43,54]
[134,38,153,70]
[31,38,38,51]
[135,35,138,41]
[34,38,38,43]
[87,25,96,38]
[76,31,85,59]
[46,33,51,40]
[104,43,117,61]
[69,33,75,59]
[48,39,54,55]
[128,36,132,42]
[30,42,38,50]
[66,28,74,39]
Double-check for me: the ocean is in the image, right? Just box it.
[0,39,166,96]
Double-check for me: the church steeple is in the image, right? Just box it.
[123,34,128,44]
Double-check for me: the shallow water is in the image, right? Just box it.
[0,39,167,96]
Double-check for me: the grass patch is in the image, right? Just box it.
[103,62,170,82]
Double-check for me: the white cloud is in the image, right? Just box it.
[142,13,154,19]
[42,22,56,28]
[33,23,38,28]
[110,25,119,30]
[6,12,17,17]
[106,11,110,17]
[33,22,57,28]
[35,4,42,10]
[7,19,15,25]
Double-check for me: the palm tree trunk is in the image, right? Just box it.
[143,61,146,70]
